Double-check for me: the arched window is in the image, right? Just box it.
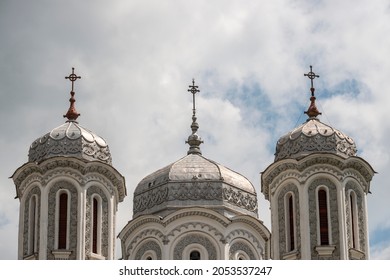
[58,192,68,249]
[190,250,201,260]
[349,191,358,249]
[92,196,102,254]
[318,189,329,245]
[28,195,38,254]
[286,194,295,251]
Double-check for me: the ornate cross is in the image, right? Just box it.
[304,65,319,96]
[65,67,81,92]
[188,79,200,116]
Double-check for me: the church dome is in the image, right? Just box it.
[274,66,357,162]
[28,67,112,165]
[133,153,258,218]
[274,117,356,161]
[28,120,112,165]
[132,79,258,219]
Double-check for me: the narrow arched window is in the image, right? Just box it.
[190,250,201,260]
[350,191,358,249]
[58,193,68,249]
[28,195,38,254]
[92,197,100,254]
[318,189,329,245]
[288,194,295,251]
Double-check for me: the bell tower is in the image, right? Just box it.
[11,68,126,260]
[261,66,375,260]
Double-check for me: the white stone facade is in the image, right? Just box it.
[12,157,125,260]
[118,208,270,260]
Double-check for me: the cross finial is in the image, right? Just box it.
[64,67,81,121]
[186,79,203,155]
[188,78,200,116]
[304,65,319,96]
[303,65,321,118]
[65,67,81,92]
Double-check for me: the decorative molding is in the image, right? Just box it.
[262,155,374,200]
[29,133,112,165]
[134,240,162,260]
[225,229,263,252]
[52,250,72,260]
[315,245,336,258]
[133,181,257,216]
[173,233,217,260]
[229,241,256,260]
[275,125,356,162]
[166,222,224,244]
[126,229,165,254]
[349,248,365,260]
[13,158,126,202]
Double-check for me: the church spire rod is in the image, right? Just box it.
[188,78,200,117]
[64,67,81,121]
[186,79,203,155]
[303,65,322,118]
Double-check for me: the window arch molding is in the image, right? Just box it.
[229,238,258,260]
[182,243,209,260]
[234,250,250,260]
[141,250,158,260]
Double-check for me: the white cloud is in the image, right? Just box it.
[1,0,389,259]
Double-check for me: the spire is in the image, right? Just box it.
[304,65,322,118]
[64,67,81,121]
[186,79,203,155]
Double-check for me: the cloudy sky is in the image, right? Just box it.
[1,0,389,260]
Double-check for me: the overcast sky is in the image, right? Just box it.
[1,0,389,260]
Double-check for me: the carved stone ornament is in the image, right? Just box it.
[28,121,112,165]
[275,118,356,162]
[229,241,256,260]
[12,157,126,203]
[173,233,217,260]
[134,240,162,260]
[133,181,257,216]
[261,153,375,200]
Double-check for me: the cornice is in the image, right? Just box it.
[12,157,126,201]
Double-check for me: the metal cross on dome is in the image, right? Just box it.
[188,78,200,116]
[65,67,81,92]
[304,65,319,96]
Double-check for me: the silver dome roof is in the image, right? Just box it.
[274,117,357,162]
[133,153,258,218]
[28,120,112,165]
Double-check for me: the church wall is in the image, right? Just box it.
[20,185,41,259]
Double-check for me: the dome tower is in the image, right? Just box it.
[261,66,375,259]
[12,68,126,260]
[119,80,270,260]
